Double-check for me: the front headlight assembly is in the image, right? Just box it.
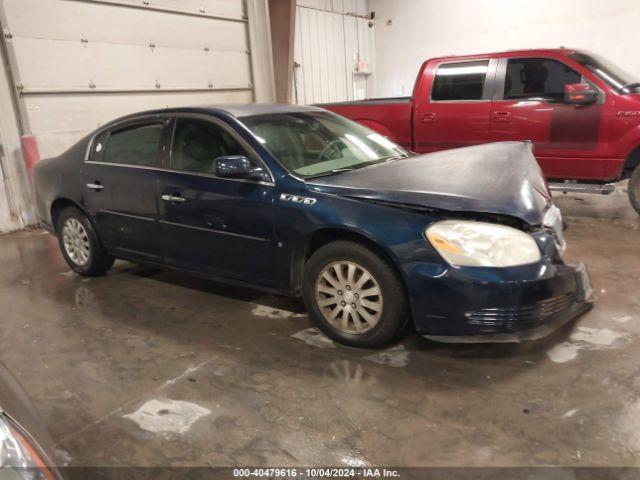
[426,220,541,268]
[0,414,59,480]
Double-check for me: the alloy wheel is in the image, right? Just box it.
[62,218,91,266]
[314,261,383,334]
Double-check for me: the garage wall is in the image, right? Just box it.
[293,0,374,104]
[370,0,640,98]
[0,0,274,233]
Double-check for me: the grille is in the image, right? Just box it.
[465,293,575,328]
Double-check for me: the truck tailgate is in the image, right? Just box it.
[317,98,413,150]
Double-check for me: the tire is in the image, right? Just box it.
[629,166,640,215]
[56,206,114,276]
[302,240,409,349]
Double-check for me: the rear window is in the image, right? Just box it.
[99,122,165,167]
[431,60,489,101]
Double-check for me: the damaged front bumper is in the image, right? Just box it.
[406,258,593,343]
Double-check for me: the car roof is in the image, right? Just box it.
[118,103,325,121]
[427,48,579,63]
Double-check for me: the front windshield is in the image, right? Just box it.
[570,52,639,94]
[240,111,410,177]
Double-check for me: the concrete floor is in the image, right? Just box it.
[0,188,639,469]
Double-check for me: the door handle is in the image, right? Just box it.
[421,113,436,123]
[86,183,104,191]
[493,111,511,123]
[161,194,186,203]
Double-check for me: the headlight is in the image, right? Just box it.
[426,220,541,267]
[0,414,58,479]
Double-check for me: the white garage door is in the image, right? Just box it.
[0,0,261,158]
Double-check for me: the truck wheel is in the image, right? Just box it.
[56,206,114,276]
[629,166,640,215]
[302,240,408,349]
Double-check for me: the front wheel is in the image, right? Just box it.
[302,240,408,349]
[56,206,114,276]
[629,166,640,215]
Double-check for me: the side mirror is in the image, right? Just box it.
[215,155,265,181]
[564,83,598,105]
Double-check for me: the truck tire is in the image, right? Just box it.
[629,166,640,215]
[56,206,115,276]
[302,240,409,349]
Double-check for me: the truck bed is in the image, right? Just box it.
[317,97,413,150]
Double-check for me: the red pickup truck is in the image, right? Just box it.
[321,48,640,214]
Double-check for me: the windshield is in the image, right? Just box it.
[240,111,410,177]
[570,52,639,94]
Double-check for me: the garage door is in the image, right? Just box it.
[292,0,374,104]
[0,0,258,158]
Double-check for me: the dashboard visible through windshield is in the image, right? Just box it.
[240,111,410,178]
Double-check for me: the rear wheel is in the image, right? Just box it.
[629,166,640,215]
[56,207,114,276]
[302,240,408,348]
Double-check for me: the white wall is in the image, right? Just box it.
[293,0,375,104]
[371,0,640,98]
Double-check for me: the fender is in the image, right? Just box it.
[619,123,640,164]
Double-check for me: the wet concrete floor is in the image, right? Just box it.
[0,188,639,467]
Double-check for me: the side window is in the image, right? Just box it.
[431,60,489,101]
[102,122,164,167]
[171,118,251,175]
[90,130,109,162]
[504,58,582,101]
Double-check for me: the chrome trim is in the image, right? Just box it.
[100,210,155,222]
[159,220,268,242]
[86,183,104,191]
[84,161,275,187]
[161,194,186,203]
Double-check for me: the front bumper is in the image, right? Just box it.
[406,258,592,342]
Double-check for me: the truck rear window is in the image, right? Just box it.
[431,60,489,101]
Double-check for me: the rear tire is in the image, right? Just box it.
[302,240,408,349]
[56,206,114,276]
[629,166,640,215]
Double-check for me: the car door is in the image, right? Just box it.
[82,118,169,262]
[156,115,277,286]
[490,57,604,179]
[413,59,496,153]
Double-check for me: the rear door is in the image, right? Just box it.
[413,59,497,153]
[490,57,603,179]
[82,118,169,262]
[156,116,277,286]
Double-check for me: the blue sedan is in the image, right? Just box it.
[34,104,591,348]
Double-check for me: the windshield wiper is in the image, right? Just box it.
[306,167,358,179]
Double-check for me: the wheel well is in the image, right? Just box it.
[50,198,80,232]
[294,228,404,294]
[623,145,640,179]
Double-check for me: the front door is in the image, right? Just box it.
[157,116,277,286]
[490,57,604,179]
[413,59,495,153]
[81,119,168,262]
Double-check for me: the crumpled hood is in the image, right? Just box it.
[308,141,551,225]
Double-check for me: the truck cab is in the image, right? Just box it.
[321,49,640,214]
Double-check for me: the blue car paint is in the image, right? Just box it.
[33,105,590,339]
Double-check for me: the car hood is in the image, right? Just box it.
[308,141,551,225]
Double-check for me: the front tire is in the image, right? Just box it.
[629,166,640,215]
[56,207,114,276]
[302,240,408,349]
